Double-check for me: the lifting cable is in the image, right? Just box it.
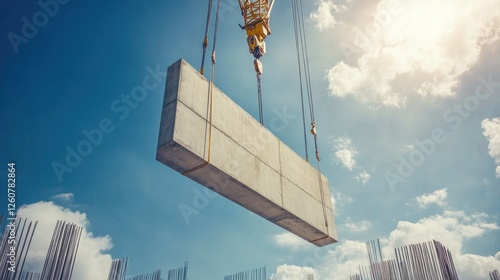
[291,0,329,232]
[291,0,309,163]
[200,0,213,76]
[184,0,221,175]
[207,0,222,164]
[257,74,264,125]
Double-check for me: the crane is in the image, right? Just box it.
[199,0,319,161]
[238,0,275,76]
[237,0,275,125]
[192,0,331,239]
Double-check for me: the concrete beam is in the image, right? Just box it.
[157,59,338,246]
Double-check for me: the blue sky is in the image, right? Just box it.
[1,0,500,279]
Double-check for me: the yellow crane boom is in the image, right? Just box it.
[238,0,274,76]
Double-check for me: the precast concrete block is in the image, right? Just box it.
[157,59,338,246]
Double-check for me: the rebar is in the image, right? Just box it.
[108,258,128,280]
[490,269,500,280]
[128,269,161,280]
[39,220,82,280]
[350,239,460,280]
[223,266,266,280]
[167,261,189,280]
[0,216,38,280]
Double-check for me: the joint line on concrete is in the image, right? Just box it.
[183,77,215,175]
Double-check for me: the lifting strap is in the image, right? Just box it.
[184,0,221,175]
[257,73,264,125]
[291,0,329,232]
[200,0,213,76]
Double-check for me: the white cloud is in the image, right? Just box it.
[455,254,500,279]
[310,0,351,31]
[317,240,369,279]
[331,192,353,215]
[269,264,316,280]
[330,137,371,184]
[331,137,357,170]
[310,0,349,31]
[415,188,448,208]
[321,0,500,106]
[335,192,353,205]
[355,170,370,185]
[334,149,356,170]
[388,210,499,251]
[273,232,312,251]
[51,192,74,202]
[17,201,113,280]
[271,209,500,279]
[344,218,371,233]
[482,117,500,177]
[386,210,500,279]
[310,1,335,31]
[330,195,336,212]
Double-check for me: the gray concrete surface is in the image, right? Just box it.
[157,59,338,246]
